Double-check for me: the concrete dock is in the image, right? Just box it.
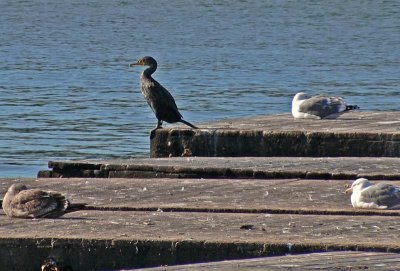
[2,111,400,270]
[150,112,400,157]
[40,156,400,179]
[133,251,400,271]
[1,177,400,270]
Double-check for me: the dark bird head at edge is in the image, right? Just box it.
[129,56,157,67]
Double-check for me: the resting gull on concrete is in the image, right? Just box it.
[2,183,83,218]
[292,92,359,119]
[345,178,400,209]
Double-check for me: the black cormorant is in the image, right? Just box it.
[130,56,197,130]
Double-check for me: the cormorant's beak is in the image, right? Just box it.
[345,187,353,194]
[129,60,142,67]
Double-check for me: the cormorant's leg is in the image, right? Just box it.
[157,119,163,128]
[151,119,163,133]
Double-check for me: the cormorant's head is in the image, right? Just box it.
[130,56,157,67]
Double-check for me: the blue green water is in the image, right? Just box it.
[0,0,399,176]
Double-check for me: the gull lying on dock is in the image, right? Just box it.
[345,178,400,209]
[292,92,359,119]
[2,183,85,218]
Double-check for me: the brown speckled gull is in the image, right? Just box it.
[2,183,70,218]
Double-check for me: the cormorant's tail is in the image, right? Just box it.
[180,119,198,129]
[345,105,360,111]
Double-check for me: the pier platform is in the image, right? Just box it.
[1,177,400,270]
[134,251,400,271]
[151,112,400,158]
[3,111,400,270]
[39,156,400,179]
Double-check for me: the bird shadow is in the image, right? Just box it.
[59,217,94,221]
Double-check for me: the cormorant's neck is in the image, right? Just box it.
[143,63,157,78]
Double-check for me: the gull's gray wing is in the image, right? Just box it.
[299,96,346,118]
[360,183,400,209]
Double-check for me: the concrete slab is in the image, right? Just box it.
[150,112,400,157]
[39,157,400,180]
[1,177,400,270]
[1,210,400,270]
[1,178,400,217]
[134,251,400,271]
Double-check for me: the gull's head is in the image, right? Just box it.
[293,92,308,102]
[8,183,28,194]
[345,178,372,194]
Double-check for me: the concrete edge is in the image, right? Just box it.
[1,237,399,270]
[39,161,400,180]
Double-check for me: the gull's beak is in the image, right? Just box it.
[345,187,353,194]
[129,60,141,67]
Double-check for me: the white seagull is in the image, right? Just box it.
[345,178,400,209]
[292,92,359,119]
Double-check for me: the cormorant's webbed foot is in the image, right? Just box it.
[150,120,163,133]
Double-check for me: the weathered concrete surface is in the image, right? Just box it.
[150,112,400,157]
[2,178,400,215]
[1,211,400,270]
[134,251,400,271]
[1,178,400,270]
[39,157,400,180]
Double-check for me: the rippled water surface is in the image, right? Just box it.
[0,0,399,176]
